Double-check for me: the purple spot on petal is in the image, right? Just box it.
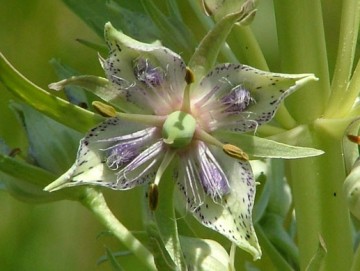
[133,58,165,87]
[221,85,254,113]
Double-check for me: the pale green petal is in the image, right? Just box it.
[101,22,187,115]
[177,144,261,260]
[192,64,317,132]
[44,117,158,192]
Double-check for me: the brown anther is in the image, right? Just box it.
[185,67,195,84]
[223,144,249,161]
[347,134,360,144]
[9,148,21,157]
[148,183,159,211]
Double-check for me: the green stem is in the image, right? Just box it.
[273,0,331,123]
[342,58,360,117]
[274,104,297,130]
[254,224,294,271]
[80,188,156,271]
[351,243,360,271]
[286,124,353,270]
[185,0,238,63]
[227,25,269,70]
[325,0,360,117]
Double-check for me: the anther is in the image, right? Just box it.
[223,144,249,161]
[92,101,117,117]
[148,183,159,211]
[185,67,195,84]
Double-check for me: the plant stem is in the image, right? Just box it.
[273,0,331,123]
[80,188,157,271]
[325,0,360,118]
[286,123,353,270]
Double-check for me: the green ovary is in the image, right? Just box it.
[162,111,197,148]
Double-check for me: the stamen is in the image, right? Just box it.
[148,183,159,211]
[92,101,117,117]
[223,144,249,161]
[195,128,249,161]
[181,67,195,113]
[348,134,360,144]
[115,111,166,127]
[149,149,176,210]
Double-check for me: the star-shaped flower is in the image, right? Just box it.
[45,22,316,260]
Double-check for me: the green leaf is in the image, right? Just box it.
[0,52,104,133]
[104,247,125,271]
[10,102,82,174]
[141,0,196,59]
[62,0,160,42]
[254,224,294,271]
[0,154,70,203]
[214,131,324,159]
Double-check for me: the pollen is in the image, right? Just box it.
[223,144,249,161]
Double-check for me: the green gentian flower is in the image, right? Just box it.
[45,22,316,260]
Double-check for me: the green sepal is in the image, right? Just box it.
[49,75,144,114]
[0,53,104,133]
[214,131,324,159]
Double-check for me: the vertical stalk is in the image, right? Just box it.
[273,0,331,123]
[325,0,360,118]
[287,124,353,270]
[80,188,157,271]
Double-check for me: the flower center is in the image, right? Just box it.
[162,111,196,148]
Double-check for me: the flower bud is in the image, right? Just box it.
[344,158,360,220]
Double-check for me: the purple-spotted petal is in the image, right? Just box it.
[176,153,205,211]
[196,142,230,200]
[44,117,160,191]
[101,22,187,115]
[176,144,261,260]
[192,63,317,132]
[115,140,164,189]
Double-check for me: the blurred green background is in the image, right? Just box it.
[0,1,144,270]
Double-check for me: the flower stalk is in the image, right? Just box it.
[80,187,157,271]
[286,124,353,270]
